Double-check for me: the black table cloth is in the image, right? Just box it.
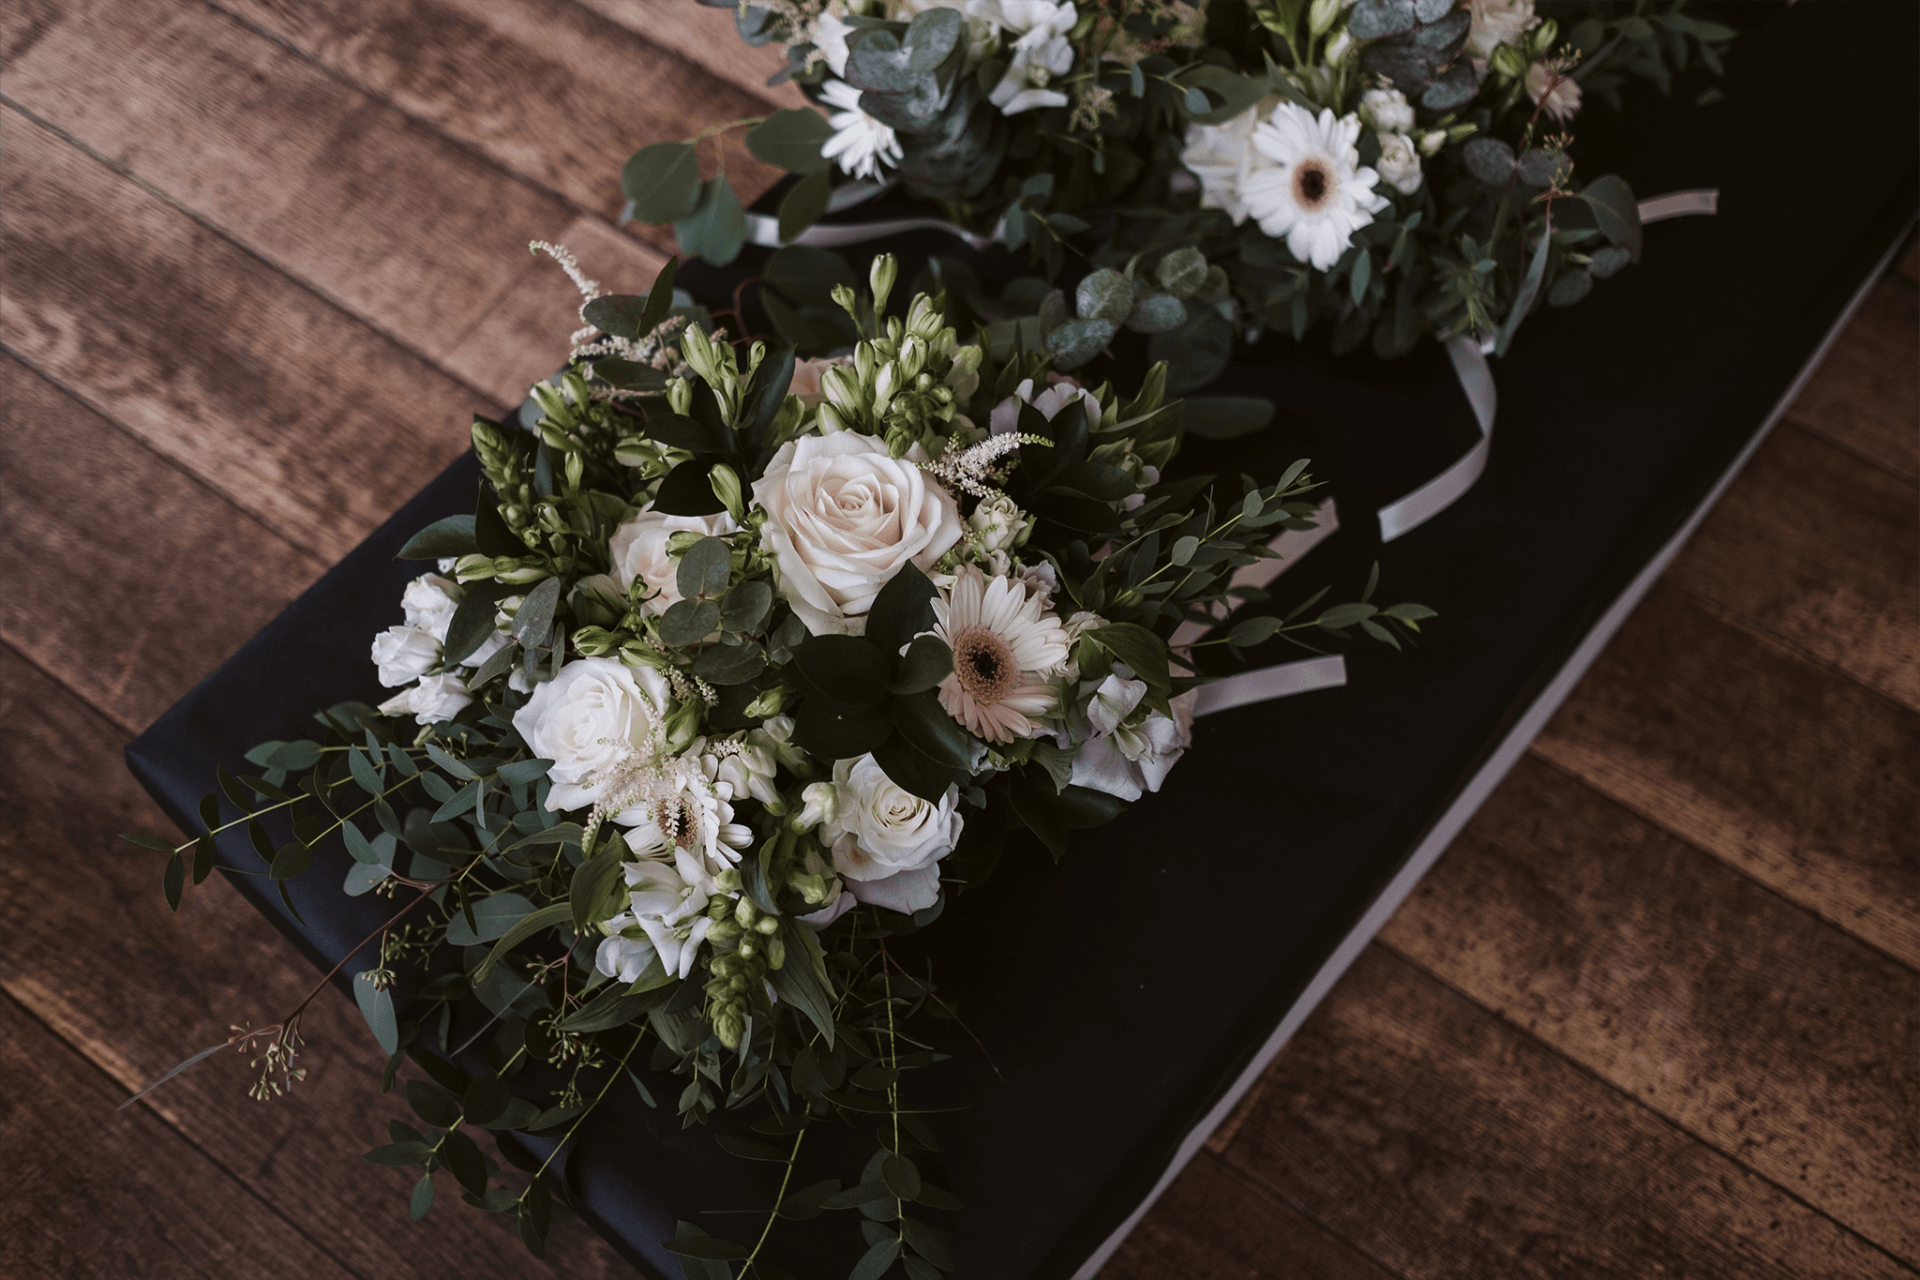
[128,4,1916,1275]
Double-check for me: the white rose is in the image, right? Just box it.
[752,432,964,636]
[608,508,739,616]
[967,493,1033,556]
[1376,132,1424,195]
[400,573,461,642]
[821,755,963,914]
[1359,86,1414,135]
[1465,0,1535,71]
[512,656,675,812]
[371,625,439,688]
[378,672,473,725]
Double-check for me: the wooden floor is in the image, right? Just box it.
[2,3,1914,1276]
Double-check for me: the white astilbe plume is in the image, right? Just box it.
[920,432,1050,498]
[530,240,690,398]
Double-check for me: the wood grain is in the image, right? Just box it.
[1379,755,1920,1263]
[0,642,627,1279]
[211,0,787,240]
[573,0,810,110]
[1663,421,1918,711]
[1219,946,1911,1280]
[0,354,323,733]
[1533,581,1920,971]
[443,213,669,407]
[0,991,361,1280]
[1100,1150,1398,1280]
[1781,281,1918,483]
[1,0,576,369]
[0,106,481,565]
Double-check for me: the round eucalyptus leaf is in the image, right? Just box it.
[1045,317,1117,370]
[622,142,702,225]
[1075,268,1133,323]
[1155,247,1208,299]
[1461,137,1518,185]
[1125,292,1187,335]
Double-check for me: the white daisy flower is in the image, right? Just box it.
[1242,103,1389,272]
[818,78,902,181]
[929,565,1070,743]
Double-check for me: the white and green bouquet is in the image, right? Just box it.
[631,0,1732,381]
[130,249,1426,1270]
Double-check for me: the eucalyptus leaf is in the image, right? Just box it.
[622,141,702,224]
[745,108,836,174]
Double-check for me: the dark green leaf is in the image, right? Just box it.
[881,1154,921,1199]
[692,640,767,685]
[512,575,564,649]
[652,460,729,517]
[888,635,952,695]
[891,689,973,770]
[659,598,721,646]
[444,892,537,946]
[399,515,478,561]
[444,587,504,665]
[442,1128,488,1197]
[363,1141,434,1167]
[571,852,626,932]
[849,1237,902,1280]
[676,536,735,601]
[864,561,938,655]
[644,410,731,453]
[769,918,835,1046]
[641,256,680,335]
[777,168,834,242]
[622,141,702,224]
[269,841,313,881]
[676,177,747,267]
[746,108,836,174]
[406,1080,462,1129]
[162,852,184,910]
[463,1071,511,1127]
[1581,174,1642,259]
[410,1172,435,1220]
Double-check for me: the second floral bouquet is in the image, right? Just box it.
[136,249,1426,1271]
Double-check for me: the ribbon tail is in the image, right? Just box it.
[1637,188,1720,223]
[1376,334,1497,542]
[1191,654,1348,719]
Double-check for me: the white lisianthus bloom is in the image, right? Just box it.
[1376,132,1424,195]
[819,79,902,181]
[929,565,1070,742]
[822,754,963,914]
[988,375,1101,439]
[1525,60,1582,122]
[1358,86,1415,135]
[1242,103,1389,271]
[794,780,841,832]
[371,625,440,687]
[378,672,474,726]
[512,656,675,812]
[595,857,715,982]
[1180,101,1277,226]
[1465,0,1535,73]
[1064,675,1197,802]
[400,573,461,641]
[608,508,739,616]
[752,431,964,636]
[989,32,1073,115]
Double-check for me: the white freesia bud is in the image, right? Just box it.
[1419,129,1448,156]
[668,376,693,416]
[378,672,473,725]
[869,254,898,313]
[1308,0,1341,37]
[794,781,840,832]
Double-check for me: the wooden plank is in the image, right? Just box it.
[573,0,810,110]
[0,642,628,1278]
[0,354,324,733]
[0,106,480,564]
[1782,281,1918,482]
[1379,755,1920,1263]
[1532,581,1920,971]
[211,0,788,239]
[2,0,576,369]
[442,214,669,408]
[1100,1150,1400,1280]
[1218,946,1911,1280]
[1897,238,1918,288]
[0,0,60,65]
[0,990,362,1280]
[1663,421,1918,712]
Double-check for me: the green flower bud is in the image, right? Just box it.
[1308,0,1340,38]
[661,699,702,752]
[1490,42,1527,80]
[869,254,899,314]
[743,686,787,718]
[715,1009,744,1050]
[766,935,786,970]
[715,869,743,895]
[709,463,745,522]
[884,424,916,459]
[754,915,779,936]
[668,376,693,416]
[1531,18,1558,54]
[734,897,758,929]
[737,937,756,961]
[831,283,859,319]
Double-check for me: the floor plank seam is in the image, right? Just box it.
[1,347,334,584]
[1368,937,1920,1274]
[1776,409,1920,486]
[0,97,511,421]
[557,0,793,115]
[1520,746,1920,980]
[0,636,144,742]
[1194,1146,1412,1280]
[1661,572,1920,720]
[0,984,377,1280]
[197,0,690,255]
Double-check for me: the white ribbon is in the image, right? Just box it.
[1373,187,1722,542]
[1191,653,1348,718]
[741,180,997,251]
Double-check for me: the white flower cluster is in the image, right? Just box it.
[367,571,510,725]
[809,0,1081,183]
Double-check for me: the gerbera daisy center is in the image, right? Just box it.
[951,626,1018,706]
[1293,159,1332,210]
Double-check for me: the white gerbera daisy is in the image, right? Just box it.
[1242,103,1389,272]
[819,78,902,181]
[930,565,1070,743]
